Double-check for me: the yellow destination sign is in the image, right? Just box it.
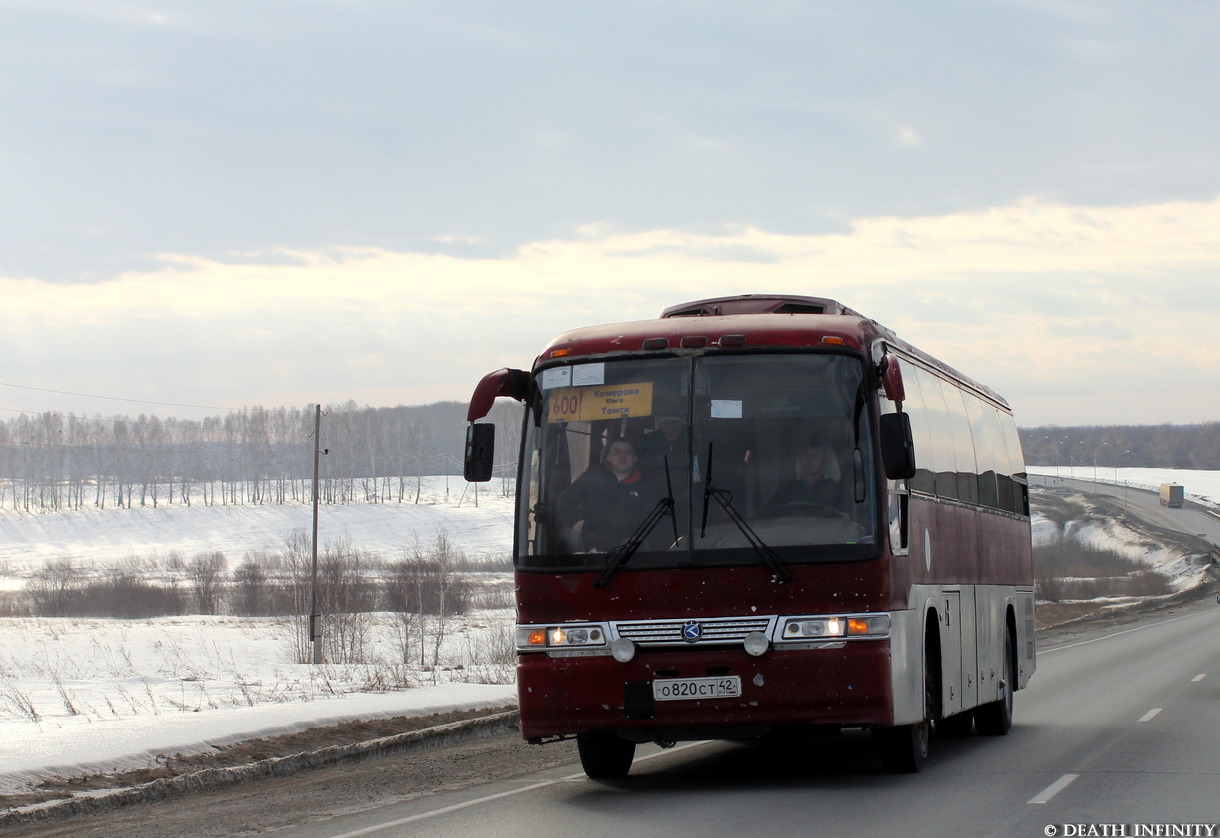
[548,382,654,423]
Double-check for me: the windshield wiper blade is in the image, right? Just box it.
[701,442,791,584]
[594,457,677,589]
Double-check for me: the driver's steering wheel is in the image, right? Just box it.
[771,501,839,517]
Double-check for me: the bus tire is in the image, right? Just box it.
[876,629,935,772]
[975,625,1014,736]
[576,731,636,779]
[937,710,974,736]
[876,719,929,773]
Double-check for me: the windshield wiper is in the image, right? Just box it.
[594,457,677,589]
[700,442,792,584]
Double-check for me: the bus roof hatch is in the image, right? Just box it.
[660,294,864,319]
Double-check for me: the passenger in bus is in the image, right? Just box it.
[636,413,689,475]
[557,437,660,552]
[764,442,847,518]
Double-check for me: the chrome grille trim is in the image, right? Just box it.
[611,615,776,646]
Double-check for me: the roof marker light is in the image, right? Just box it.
[550,348,571,358]
[718,335,747,347]
[822,336,845,346]
[641,338,669,350]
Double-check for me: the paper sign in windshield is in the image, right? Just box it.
[548,382,654,423]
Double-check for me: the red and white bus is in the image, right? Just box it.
[464,294,1034,776]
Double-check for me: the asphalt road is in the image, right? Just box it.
[266,598,1220,838]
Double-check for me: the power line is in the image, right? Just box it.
[0,381,249,413]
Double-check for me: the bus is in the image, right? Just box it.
[464,294,1034,776]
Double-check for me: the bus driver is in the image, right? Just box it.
[557,438,656,552]
[765,442,846,518]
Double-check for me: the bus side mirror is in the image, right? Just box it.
[879,412,916,480]
[467,368,531,422]
[464,423,496,482]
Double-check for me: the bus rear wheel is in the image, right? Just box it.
[976,627,1014,736]
[576,731,636,779]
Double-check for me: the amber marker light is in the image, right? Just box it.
[821,336,845,345]
[528,629,547,646]
[550,348,571,358]
[847,619,870,635]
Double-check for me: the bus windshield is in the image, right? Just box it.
[517,354,880,572]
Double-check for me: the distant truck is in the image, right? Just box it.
[1159,483,1184,508]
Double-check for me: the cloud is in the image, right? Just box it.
[1,195,1218,425]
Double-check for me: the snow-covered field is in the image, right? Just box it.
[0,477,518,800]
[0,614,517,798]
[0,479,516,585]
[1,469,1217,802]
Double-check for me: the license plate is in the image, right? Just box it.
[652,676,741,701]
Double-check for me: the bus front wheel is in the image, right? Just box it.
[875,632,935,772]
[875,719,929,773]
[576,731,636,779]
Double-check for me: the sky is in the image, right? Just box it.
[2,1,1219,427]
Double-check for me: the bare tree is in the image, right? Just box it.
[187,551,228,614]
[26,559,78,616]
[318,533,373,664]
[282,527,314,663]
[232,558,268,616]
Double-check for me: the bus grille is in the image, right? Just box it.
[612,616,775,646]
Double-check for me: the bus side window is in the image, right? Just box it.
[898,360,936,495]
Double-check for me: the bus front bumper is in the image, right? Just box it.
[516,641,895,742]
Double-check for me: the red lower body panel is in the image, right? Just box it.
[517,642,895,741]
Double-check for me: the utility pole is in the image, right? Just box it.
[309,404,327,665]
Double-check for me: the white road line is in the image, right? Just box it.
[325,742,707,838]
[1040,610,1209,655]
[1028,773,1079,805]
[1192,674,1207,682]
[1138,708,1162,722]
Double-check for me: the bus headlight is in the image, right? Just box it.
[776,613,891,643]
[516,624,609,651]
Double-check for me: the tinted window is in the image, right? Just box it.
[899,360,937,496]
[517,354,881,571]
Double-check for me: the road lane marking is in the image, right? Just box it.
[1029,773,1079,804]
[1192,674,1207,682]
[324,742,707,837]
[1040,611,1209,655]
[1137,708,1162,722]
